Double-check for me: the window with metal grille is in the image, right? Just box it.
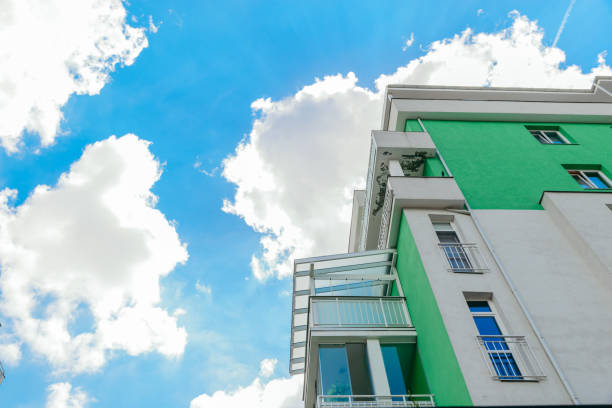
[434,222,473,273]
[468,301,523,380]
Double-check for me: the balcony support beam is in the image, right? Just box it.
[366,339,391,397]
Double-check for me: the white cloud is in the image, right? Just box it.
[46,382,90,408]
[190,365,302,408]
[477,8,484,16]
[148,15,160,33]
[402,33,415,51]
[0,342,21,366]
[222,72,378,280]
[222,11,612,281]
[195,281,212,295]
[0,135,188,373]
[194,157,220,177]
[0,0,148,152]
[259,358,277,378]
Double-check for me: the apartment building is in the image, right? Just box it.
[289,77,612,407]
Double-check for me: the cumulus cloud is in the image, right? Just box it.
[190,363,302,408]
[259,358,277,378]
[0,0,148,152]
[222,11,612,280]
[46,382,90,408]
[0,135,188,373]
[222,73,379,280]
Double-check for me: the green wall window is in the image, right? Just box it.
[528,129,569,144]
[568,170,612,189]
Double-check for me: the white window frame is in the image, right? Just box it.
[432,221,465,242]
[568,169,612,189]
[433,221,488,274]
[528,129,570,145]
[467,300,523,380]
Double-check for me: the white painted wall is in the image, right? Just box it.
[402,209,572,405]
[474,203,612,404]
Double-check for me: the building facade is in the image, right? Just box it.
[289,77,612,407]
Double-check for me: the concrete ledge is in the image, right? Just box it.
[388,177,465,209]
[385,177,466,249]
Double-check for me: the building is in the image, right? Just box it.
[289,77,612,407]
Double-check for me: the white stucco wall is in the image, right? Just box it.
[402,209,572,406]
[474,202,612,404]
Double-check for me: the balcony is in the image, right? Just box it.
[317,394,435,408]
[438,243,488,273]
[476,335,546,381]
[311,296,411,329]
[290,249,400,375]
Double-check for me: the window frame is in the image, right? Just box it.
[467,300,525,381]
[568,169,612,189]
[528,129,571,145]
[433,221,485,274]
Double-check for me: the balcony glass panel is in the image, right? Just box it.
[312,297,410,328]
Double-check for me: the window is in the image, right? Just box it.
[568,170,612,189]
[528,129,570,144]
[467,300,523,380]
[381,344,412,397]
[318,344,373,400]
[434,222,474,273]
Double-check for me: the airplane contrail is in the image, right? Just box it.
[552,0,577,48]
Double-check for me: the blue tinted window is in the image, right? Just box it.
[586,172,610,189]
[473,316,502,335]
[381,345,409,395]
[490,353,522,380]
[467,301,491,313]
[572,174,590,189]
[544,131,564,144]
[319,346,351,396]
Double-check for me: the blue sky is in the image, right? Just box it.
[0,1,611,407]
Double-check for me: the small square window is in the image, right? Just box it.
[568,170,612,189]
[528,129,570,145]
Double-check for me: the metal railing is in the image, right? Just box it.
[438,243,487,273]
[377,186,393,250]
[317,394,434,407]
[311,297,411,328]
[476,335,545,381]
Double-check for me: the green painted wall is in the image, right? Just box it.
[408,350,431,395]
[396,214,472,406]
[423,121,612,209]
[423,156,447,177]
[404,119,424,132]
